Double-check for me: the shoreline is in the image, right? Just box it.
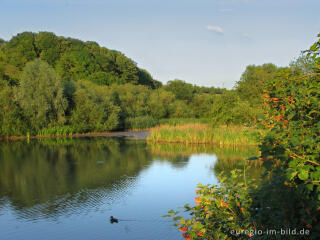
[0,130,151,141]
[146,139,258,146]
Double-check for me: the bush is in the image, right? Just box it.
[167,167,258,240]
[124,116,159,129]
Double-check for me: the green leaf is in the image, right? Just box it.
[306,184,314,191]
[287,112,295,120]
[298,170,309,181]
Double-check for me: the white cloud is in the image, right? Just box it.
[241,32,251,39]
[206,25,224,34]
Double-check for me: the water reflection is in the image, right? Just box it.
[0,137,262,240]
[0,138,190,220]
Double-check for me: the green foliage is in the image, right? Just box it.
[191,93,214,118]
[306,33,320,70]
[124,116,159,129]
[69,81,120,132]
[2,31,159,88]
[110,84,152,122]
[235,63,278,105]
[16,59,67,133]
[38,126,74,136]
[159,118,211,126]
[167,168,258,240]
[138,68,162,89]
[0,31,284,137]
[34,32,60,66]
[0,86,28,136]
[169,100,194,118]
[87,71,120,85]
[211,91,258,125]
[255,37,320,236]
[148,124,259,145]
[167,34,320,240]
[4,32,37,69]
[164,79,194,102]
[149,89,175,119]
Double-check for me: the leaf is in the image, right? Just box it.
[298,170,309,181]
[287,112,295,120]
[306,184,314,191]
[286,171,298,180]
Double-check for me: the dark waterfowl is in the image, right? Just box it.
[110,216,119,223]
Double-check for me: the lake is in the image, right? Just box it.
[0,136,260,240]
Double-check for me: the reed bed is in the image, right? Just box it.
[147,124,260,145]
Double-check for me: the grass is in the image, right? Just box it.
[37,126,74,136]
[147,124,260,145]
[159,118,211,126]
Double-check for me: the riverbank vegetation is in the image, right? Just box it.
[167,35,320,239]
[1,31,279,138]
[148,124,259,145]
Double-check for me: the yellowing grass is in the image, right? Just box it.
[147,124,259,145]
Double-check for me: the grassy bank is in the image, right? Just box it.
[147,124,260,145]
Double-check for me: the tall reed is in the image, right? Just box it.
[147,124,260,145]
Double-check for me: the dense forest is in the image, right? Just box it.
[0,31,313,137]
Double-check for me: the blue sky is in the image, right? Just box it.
[1,0,319,88]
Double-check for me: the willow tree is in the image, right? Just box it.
[16,59,67,133]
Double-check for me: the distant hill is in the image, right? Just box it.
[0,31,161,88]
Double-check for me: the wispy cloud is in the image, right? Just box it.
[241,32,251,39]
[206,25,224,34]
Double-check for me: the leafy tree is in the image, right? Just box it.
[34,32,60,66]
[70,81,120,132]
[0,86,28,136]
[164,79,194,102]
[88,71,120,86]
[149,89,175,119]
[3,31,159,88]
[191,93,214,118]
[138,68,162,89]
[235,63,278,105]
[16,59,67,133]
[169,100,193,118]
[211,91,256,125]
[115,54,139,84]
[4,32,37,69]
[110,83,152,119]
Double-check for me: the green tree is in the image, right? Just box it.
[0,86,28,136]
[211,91,255,125]
[70,81,120,132]
[235,63,278,105]
[34,31,60,66]
[16,59,67,133]
[4,32,37,69]
[149,89,175,119]
[164,79,194,102]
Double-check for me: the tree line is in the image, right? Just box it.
[0,31,310,137]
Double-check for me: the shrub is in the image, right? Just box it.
[124,116,159,130]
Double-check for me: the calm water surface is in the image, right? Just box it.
[0,137,259,240]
